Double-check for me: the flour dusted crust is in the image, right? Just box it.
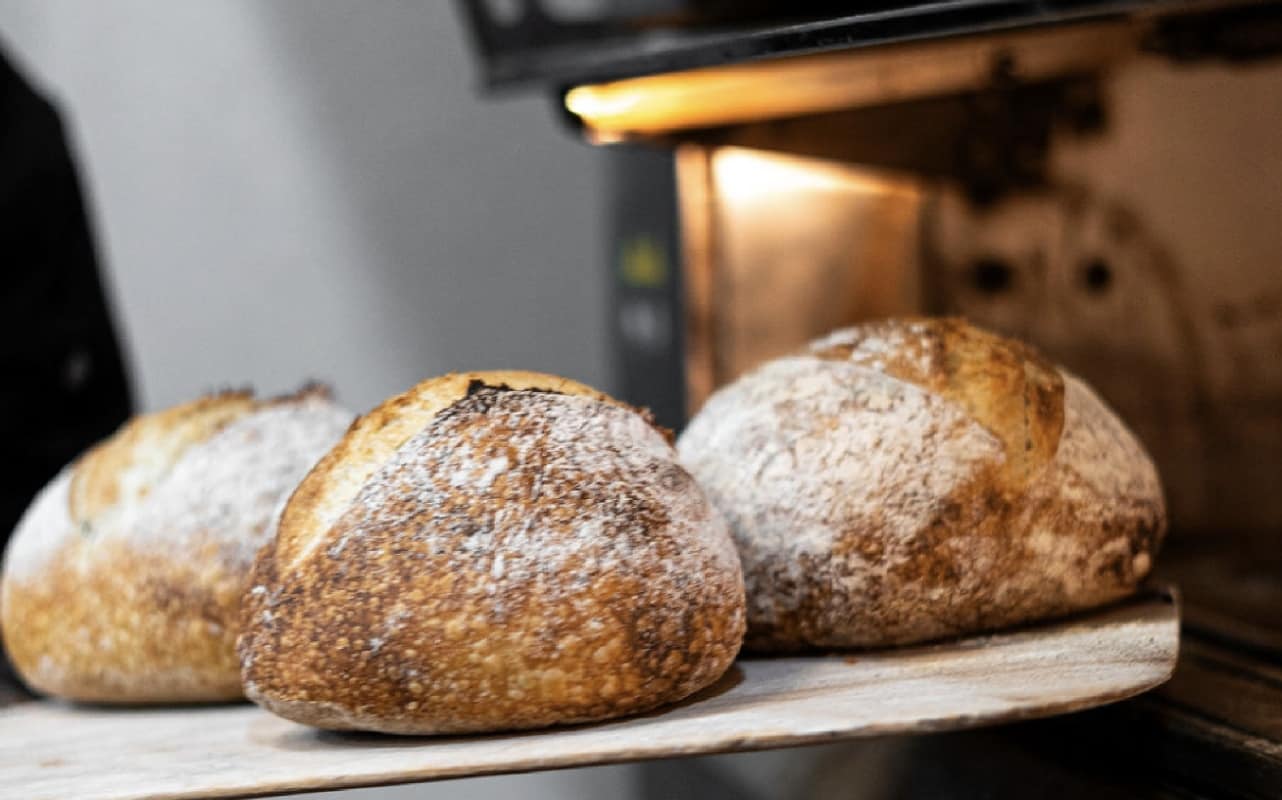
[0,386,354,702]
[677,317,1166,651]
[239,370,745,735]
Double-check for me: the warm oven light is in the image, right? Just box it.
[564,85,643,121]
[712,147,896,202]
[565,22,1132,139]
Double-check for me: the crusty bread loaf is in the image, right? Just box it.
[677,317,1166,651]
[0,385,353,702]
[239,370,745,734]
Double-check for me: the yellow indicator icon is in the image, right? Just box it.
[619,236,668,288]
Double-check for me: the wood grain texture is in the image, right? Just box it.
[0,589,1177,800]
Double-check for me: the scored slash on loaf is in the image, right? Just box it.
[239,371,746,735]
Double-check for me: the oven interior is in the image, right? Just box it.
[463,0,1282,794]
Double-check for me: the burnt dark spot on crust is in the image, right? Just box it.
[466,379,496,397]
[1100,552,1132,583]
[1132,511,1164,555]
[266,381,334,406]
[458,380,674,446]
[465,379,566,398]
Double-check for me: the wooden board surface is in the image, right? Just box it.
[1,589,1178,800]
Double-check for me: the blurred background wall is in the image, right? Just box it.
[0,0,610,414]
[0,1,626,797]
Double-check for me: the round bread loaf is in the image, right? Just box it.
[0,385,353,702]
[239,370,745,735]
[677,317,1166,651]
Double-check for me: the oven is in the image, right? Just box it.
[461,1,1282,795]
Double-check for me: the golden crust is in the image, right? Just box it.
[680,317,1166,651]
[70,390,256,525]
[241,371,745,734]
[3,538,246,702]
[1,385,351,703]
[274,371,625,570]
[809,316,1065,492]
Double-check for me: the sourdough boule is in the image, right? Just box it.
[1,385,353,701]
[239,371,745,734]
[677,317,1166,651]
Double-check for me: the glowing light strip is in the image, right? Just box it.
[566,22,1133,138]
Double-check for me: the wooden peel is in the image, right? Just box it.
[2,588,1178,800]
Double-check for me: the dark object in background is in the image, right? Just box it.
[457,0,1200,90]
[0,48,132,564]
[608,146,686,433]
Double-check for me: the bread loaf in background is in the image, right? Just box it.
[239,370,745,735]
[678,317,1167,651]
[0,385,353,702]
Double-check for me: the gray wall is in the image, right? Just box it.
[0,0,611,416]
[0,2,628,798]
